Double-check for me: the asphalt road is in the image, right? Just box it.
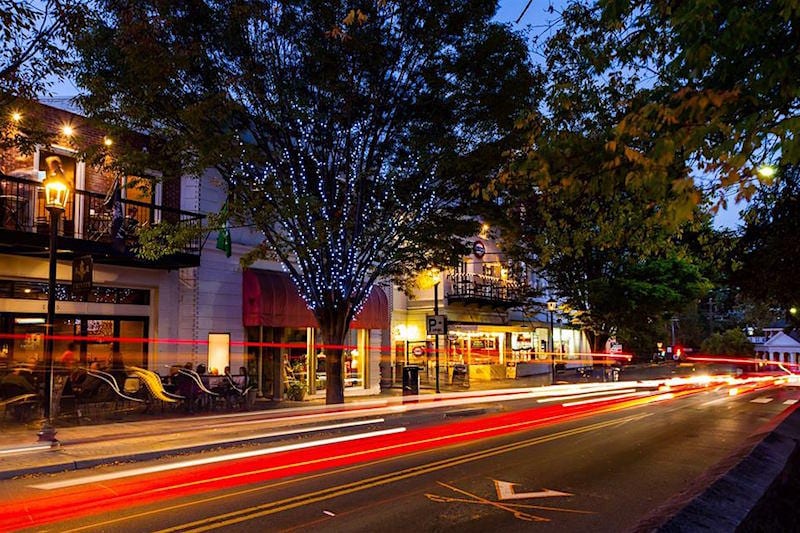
[6,379,798,532]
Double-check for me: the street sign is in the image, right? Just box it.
[426,314,447,335]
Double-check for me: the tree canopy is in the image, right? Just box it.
[700,328,754,357]
[482,0,799,352]
[733,164,800,312]
[1,0,86,152]
[73,0,537,403]
[482,0,711,354]
[550,0,800,206]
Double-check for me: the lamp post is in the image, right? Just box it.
[547,299,556,385]
[38,174,70,443]
[423,268,442,394]
[433,277,441,394]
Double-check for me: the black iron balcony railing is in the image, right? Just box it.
[446,272,525,308]
[0,172,203,266]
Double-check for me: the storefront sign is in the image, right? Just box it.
[72,255,93,295]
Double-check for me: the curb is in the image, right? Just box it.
[632,402,800,532]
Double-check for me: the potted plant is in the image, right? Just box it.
[286,382,305,401]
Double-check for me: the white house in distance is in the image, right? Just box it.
[752,320,800,367]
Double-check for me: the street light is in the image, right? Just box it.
[38,173,70,442]
[547,298,556,385]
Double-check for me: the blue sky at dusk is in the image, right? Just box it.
[47,0,743,229]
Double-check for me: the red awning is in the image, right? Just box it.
[242,269,389,329]
[351,284,390,330]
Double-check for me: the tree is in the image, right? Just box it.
[543,0,800,208]
[73,0,537,404]
[1,1,86,153]
[700,328,754,357]
[481,7,710,354]
[733,164,800,312]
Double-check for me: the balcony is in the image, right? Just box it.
[0,172,202,269]
[446,272,525,309]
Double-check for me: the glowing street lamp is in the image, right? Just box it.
[39,173,70,442]
[757,165,776,179]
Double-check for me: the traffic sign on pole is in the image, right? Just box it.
[426,315,447,335]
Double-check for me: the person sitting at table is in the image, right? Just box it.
[174,362,201,413]
[0,365,36,399]
[103,350,128,391]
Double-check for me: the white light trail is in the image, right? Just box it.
[31,424,404,491]
[562,390,653,407]
[536,389,638,403]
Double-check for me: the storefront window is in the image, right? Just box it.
[315,346,326,390]
[284,328,308,388]
[86,319,114,366]
[448,331,502,366]
[12,319,46,366]
[510,332,533,361]
[344,329,366,388]
[119,320,146,367]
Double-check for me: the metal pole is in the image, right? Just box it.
[39,208,60,442]
[549,309,555,385]
[670,318,676,350]
[434,282,440,394]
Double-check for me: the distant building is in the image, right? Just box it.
[752,320,800,367]
[389,233,589,388]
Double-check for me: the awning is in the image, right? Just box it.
[351,284,390,330]
[242,269,389,329]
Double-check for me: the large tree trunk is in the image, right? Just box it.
[317,310,351,405]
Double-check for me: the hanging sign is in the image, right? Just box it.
[72,255,93,295]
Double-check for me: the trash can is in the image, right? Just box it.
[402,365,420,396]
[452,364,468,387]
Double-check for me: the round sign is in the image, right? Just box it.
[472,240,485,258]
[411,346,425,356]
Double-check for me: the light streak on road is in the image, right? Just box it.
[0,373,790,531]
[536,389,638,403]
[0,378,788,530]
[0,444,52,455]
[562,390,652,407]
[31,422,401,490]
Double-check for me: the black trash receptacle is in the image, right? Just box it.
[452,363,468,387]
[402,365,420,396]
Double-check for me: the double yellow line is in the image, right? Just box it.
[150,412,649,532]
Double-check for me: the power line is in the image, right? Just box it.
[516,0,535,24]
